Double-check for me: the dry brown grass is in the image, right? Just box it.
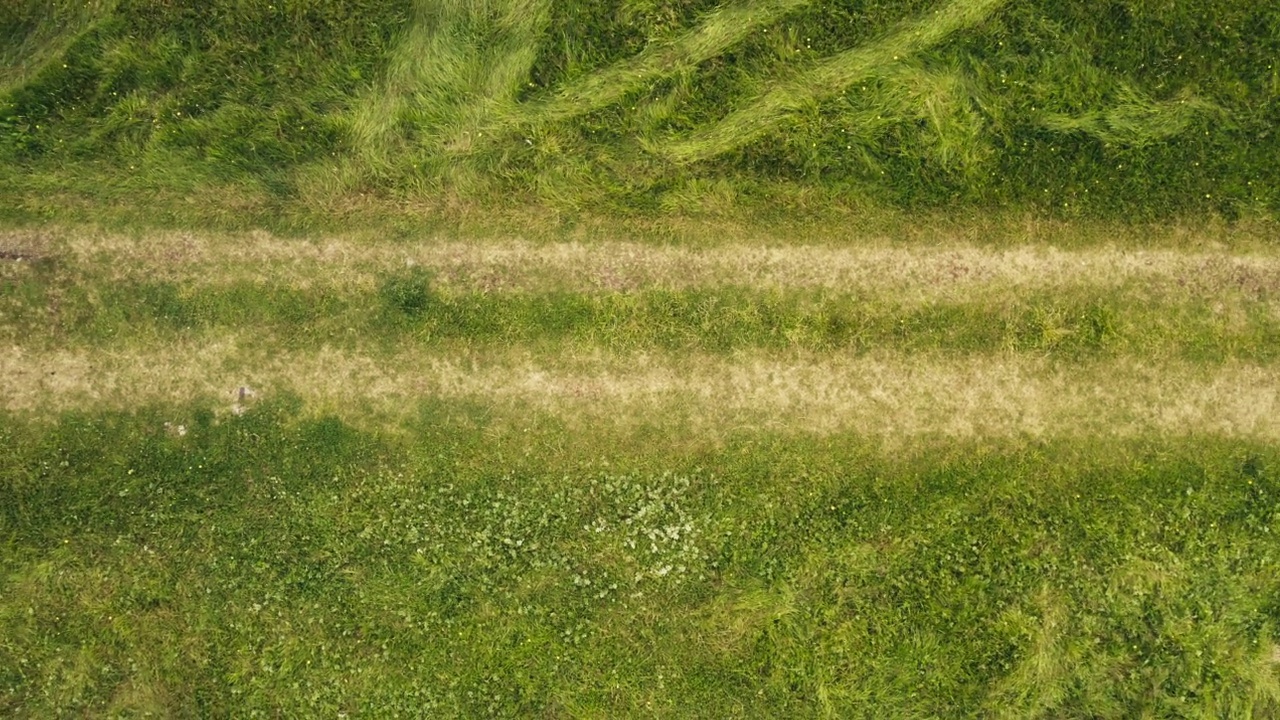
[4,341,1277,440]
[5,226,1280,303]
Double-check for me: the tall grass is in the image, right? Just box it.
[1,0,1276,222]
[0,0,115,93]
[661,0,1009,162]
[345,0,552,181]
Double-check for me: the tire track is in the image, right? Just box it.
[4,342,1276,439]
[6,228,1280,302]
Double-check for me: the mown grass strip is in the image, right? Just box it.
[2,404,1278,716]
[662,0,1009,163]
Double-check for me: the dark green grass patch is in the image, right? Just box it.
[2,399,1279,715]
[2,0,1277,222]
[0,0,411,200]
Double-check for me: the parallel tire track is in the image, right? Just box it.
[4,343,1277,439]
[4,227,1276,440]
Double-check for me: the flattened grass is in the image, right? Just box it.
[662,0,1011,163]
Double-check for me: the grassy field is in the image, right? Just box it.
[4,224,1280,717]
[3,1,1280,717]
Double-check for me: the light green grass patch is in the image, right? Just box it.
[661,0,1009,163]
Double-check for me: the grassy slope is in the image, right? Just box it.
[3,1,1280,717]
[0,0,1278,226]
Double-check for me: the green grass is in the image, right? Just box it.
[3,400,1280,716]
[1,0,1277,225]
[4,2,1280,715]
[4,265,1279,360]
